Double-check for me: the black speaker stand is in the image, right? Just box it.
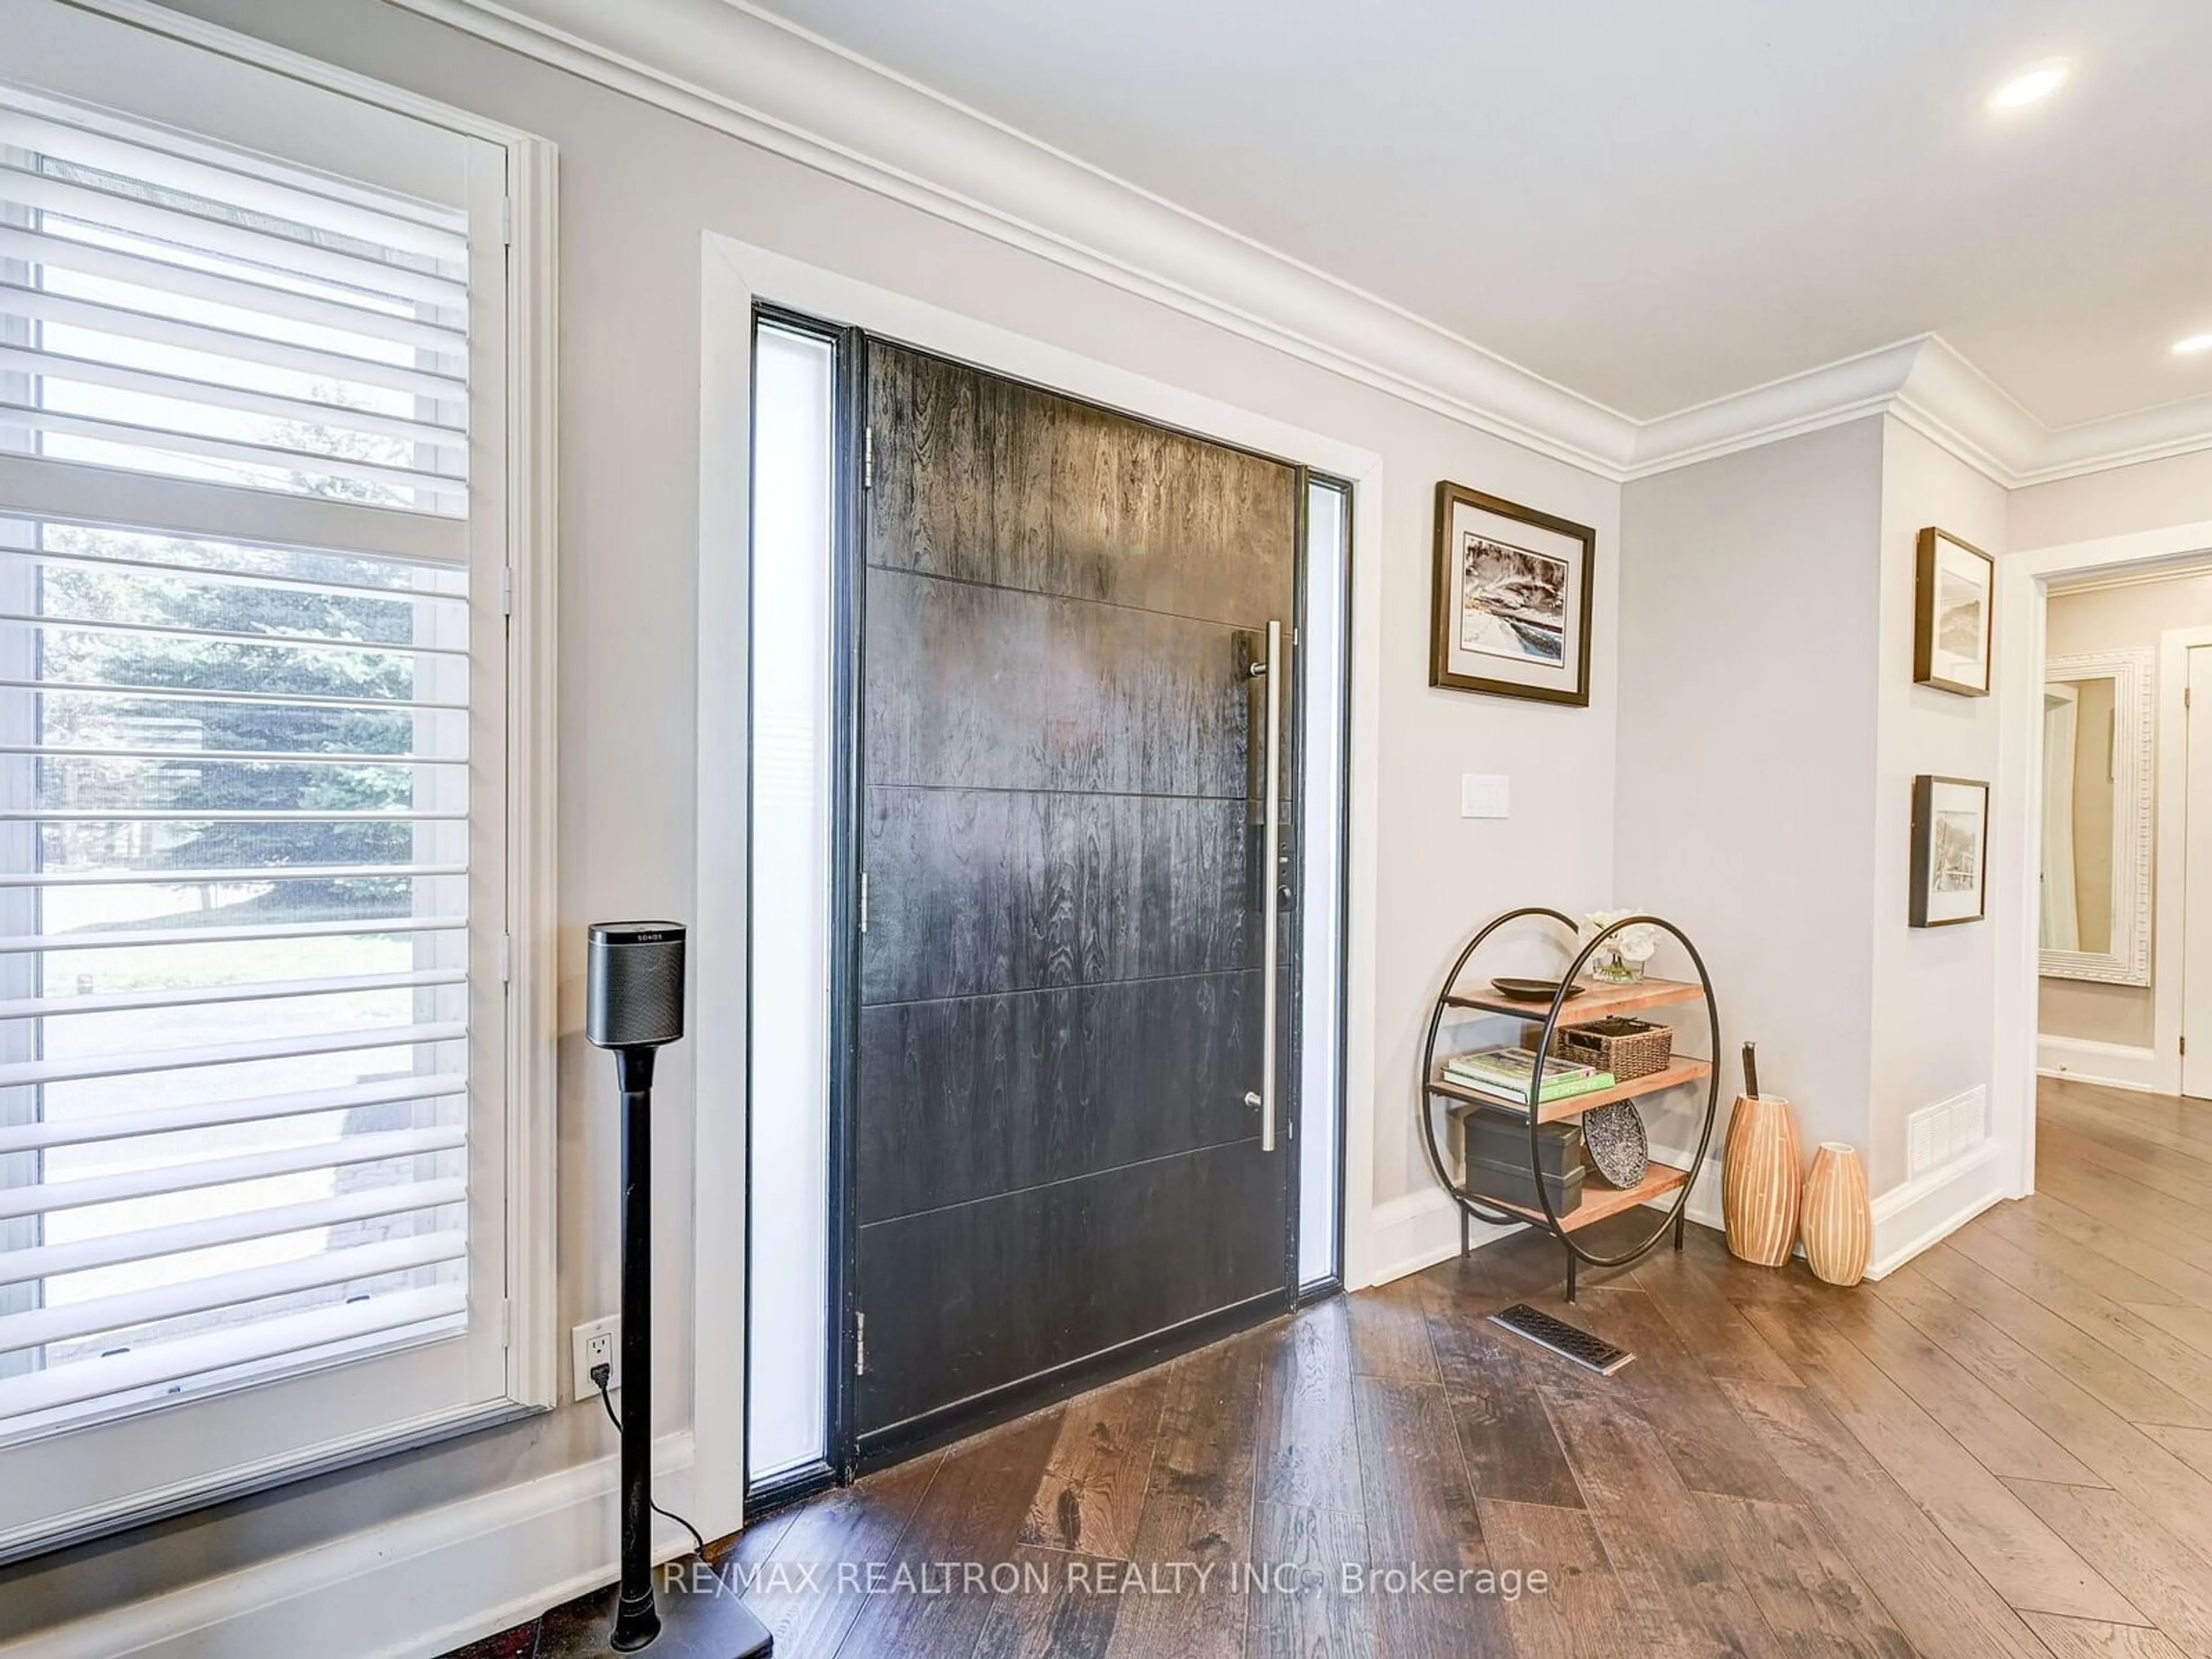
[535,1570,774,1659]
[537,1048,772,1659]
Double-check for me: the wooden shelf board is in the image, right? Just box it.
[1442,976,1703,1024]
[1432,1055,1714,1124]
[1474,1161,1691,1233]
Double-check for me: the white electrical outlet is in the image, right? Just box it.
[573,1316,620,1403]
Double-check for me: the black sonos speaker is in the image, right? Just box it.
[586,921,685,1051]
[553,919,767,1658]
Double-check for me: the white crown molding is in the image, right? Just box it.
[372,0,2212,491]
[1625,333,2212,486]
[374,0,1641,475]
[1626,337,1931,478]
[2047,556,2212,596]
[1887,336,2050,483]
[2031,391,2212,483]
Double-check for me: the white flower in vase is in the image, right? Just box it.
[1584,909,1657,982]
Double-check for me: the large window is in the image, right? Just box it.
[0,3,541,1561]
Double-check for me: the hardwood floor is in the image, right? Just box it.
[464,1078,2212,1658]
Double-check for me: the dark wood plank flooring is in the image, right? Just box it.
[459,1078,2212,1658]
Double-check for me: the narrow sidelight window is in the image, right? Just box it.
[1298,475,1351,1289]
[745,319,838,1486]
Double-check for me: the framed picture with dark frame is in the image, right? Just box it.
[1430,482,1594,706]
[1910,774,1990,927]
[1914,527,1994,696]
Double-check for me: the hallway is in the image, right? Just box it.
[704,1079,2212,1658]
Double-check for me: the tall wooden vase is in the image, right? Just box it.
[1802,1143,1872,1287]
[1722,1094,1801,1267]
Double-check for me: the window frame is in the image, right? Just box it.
[0,0,557,1563]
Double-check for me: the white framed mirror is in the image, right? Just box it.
[2040,647,2153,984]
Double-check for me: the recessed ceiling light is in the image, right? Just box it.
[1988,61,2070,110]
[2176,334,2212,357]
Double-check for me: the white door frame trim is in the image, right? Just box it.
[2156,624,2212,1097]
[1997,520,2212,1185]
[695,233,1389,1505]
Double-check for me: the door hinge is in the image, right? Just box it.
[863,426,874,490]
[501,566,514,617]
[855,1310,867,1376]
[501,196,513,246]
[500,931,512,986]
[859,871,869,934]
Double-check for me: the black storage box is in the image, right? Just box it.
[1456,1104,1584,1177]
[1461,1148,1586,1215]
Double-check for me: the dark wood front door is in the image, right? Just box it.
[849,342,1299,1455]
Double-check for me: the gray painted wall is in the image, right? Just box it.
[1616,420,1885,1167]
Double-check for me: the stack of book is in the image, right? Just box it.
[1442,1045,1616,1109]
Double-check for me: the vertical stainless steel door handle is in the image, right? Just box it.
[1252,619,1282,1152]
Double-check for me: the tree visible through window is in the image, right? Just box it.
[9,521,469,1391]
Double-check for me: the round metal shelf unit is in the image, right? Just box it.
[1416,907,1722,1300]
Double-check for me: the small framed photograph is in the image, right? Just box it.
[1910,775,1990,927]
[1914,527,1994,696]
[1430,482,1594,706]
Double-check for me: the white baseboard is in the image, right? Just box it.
[1649,1138,2005,1282]
[1358,1188,1509,1287]
[5,1432,699,1659]
[1866,1139,2010,1281]
[2037,1034,2171,1094]
[1359,1143,1727,1291]
[1654,1138,2003,1281]
[1646,1143,1725,1236]
[1360,1137,1999,1296]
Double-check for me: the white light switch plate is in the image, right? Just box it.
[1460,773,1510,819]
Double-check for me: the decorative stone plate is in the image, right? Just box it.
[1582,1101,1649,1188]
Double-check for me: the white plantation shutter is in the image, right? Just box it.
[0,0,539,1562]
[0,87,470,520]
[0,518,478,1429]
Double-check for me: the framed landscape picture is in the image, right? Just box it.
[1430,482,1594,706]
[1910,775,1990,927]
[1914,527,1995,696]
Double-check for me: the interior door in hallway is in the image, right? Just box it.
[2186,645,2212,1099]
[850,342,1299,1453]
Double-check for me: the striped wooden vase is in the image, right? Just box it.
[1802,1143,1872,1287]
[1722,1094,1800,1267]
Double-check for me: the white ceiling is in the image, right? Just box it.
[748,0,2212,430]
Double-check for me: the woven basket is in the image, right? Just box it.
[1550,1016,1674,1081]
